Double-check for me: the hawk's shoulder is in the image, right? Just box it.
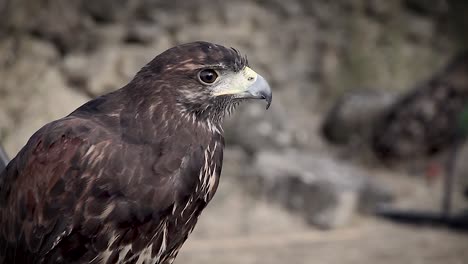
[0,116,101,262]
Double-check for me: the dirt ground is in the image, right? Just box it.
[177,168,468,264]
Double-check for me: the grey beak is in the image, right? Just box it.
[245,74,273,109]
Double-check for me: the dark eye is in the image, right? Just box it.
[198,69,218,84]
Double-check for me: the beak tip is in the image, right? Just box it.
[265,97,272,110]
[244,73,272,110]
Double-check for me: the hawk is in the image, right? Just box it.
[0,41,272,264]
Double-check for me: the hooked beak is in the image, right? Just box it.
[238,74,272,109]
[213,66,272,109]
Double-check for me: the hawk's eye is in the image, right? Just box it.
[198,69,218,84]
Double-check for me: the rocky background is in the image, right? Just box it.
[1,0,468,263]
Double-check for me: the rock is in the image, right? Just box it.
[0,0,462,216]
[92,24,126,46]
[358,177,395,213]
[61,53,91,91]
[405,14,434,43]
[82,0,137,23]
[404,0,448,16]
[4,69,89,156]
[62,39,172,96]
[0,39,89,154]
[365,0,396,19]
[322,90,397,145]
[125,23,163,44]
[0,0,93,52]
[224,97,297,153]
[0,36,59,66]
[243,150,393,229]
[62,48,122,96]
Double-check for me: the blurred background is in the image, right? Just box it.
[1,0,468,263]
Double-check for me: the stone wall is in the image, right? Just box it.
[0,0,461,155]
[1,0,467,230]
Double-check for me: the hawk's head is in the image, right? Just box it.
[134,41,272,123]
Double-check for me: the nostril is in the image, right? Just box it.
[248,77,254,81]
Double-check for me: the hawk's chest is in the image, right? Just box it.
[196,139,222,202]
[149,138,223,263]
[99,139,224,264]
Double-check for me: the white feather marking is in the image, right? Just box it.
[211,142,218,159]
[181,196,193,215]
[118,244,132,263]
[154,221,168,263]
[99,203,115,219]
[148,102,160,119]
[136,247,152,264]
[84,145,96,158]
[98,233,118,264]
[191,113,196,124]
[208,163,218,196]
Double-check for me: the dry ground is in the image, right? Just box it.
[177,168,468,264]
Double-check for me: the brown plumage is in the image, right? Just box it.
[0,41,272,264]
